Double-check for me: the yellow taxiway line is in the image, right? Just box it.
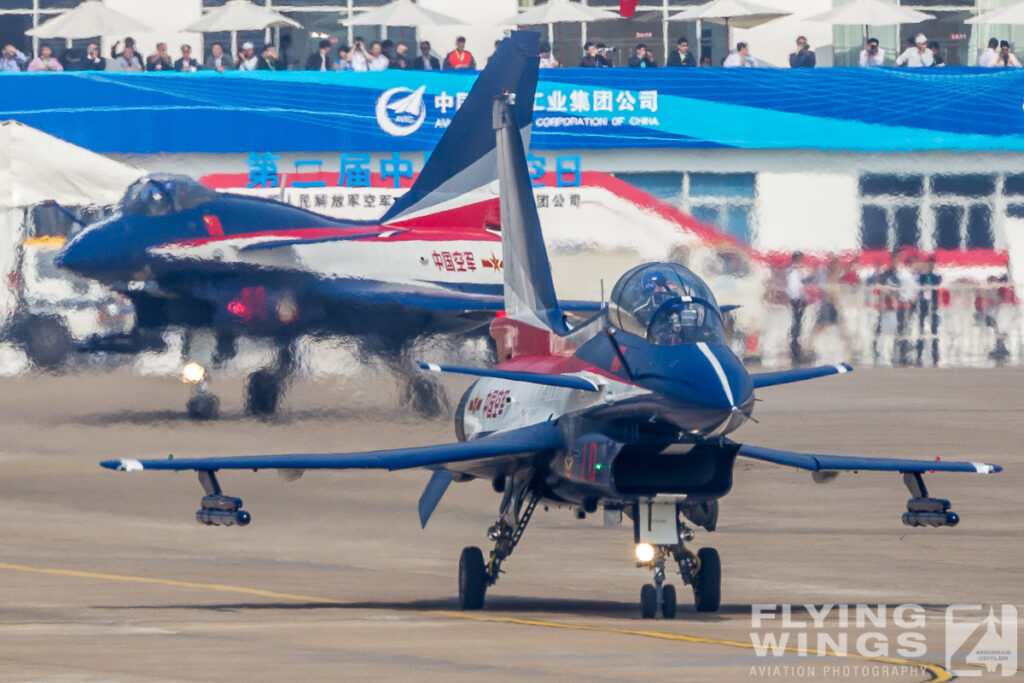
[0,561,952,682]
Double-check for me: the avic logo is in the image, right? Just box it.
[375,85,427,137]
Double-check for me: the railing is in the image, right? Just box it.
[755,283,1021,369]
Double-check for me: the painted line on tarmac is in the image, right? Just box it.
[0,562,346,605]
[0,561,952,682]
[430,611,954,682]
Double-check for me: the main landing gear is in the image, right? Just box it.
[635,501,721,618]
[458,472,540,610]
[183,336,296,420]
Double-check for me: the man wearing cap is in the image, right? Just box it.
[237,42,258,71]
[895,34,933,67]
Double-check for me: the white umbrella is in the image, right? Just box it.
[966,1,1024,25]
[25,0,152,40]
[807,0,934,47]
[342,0,463,27]
[186,0,302,57]
[503,0,620,48]
[668,0,791,52]
[967,1,1024,60]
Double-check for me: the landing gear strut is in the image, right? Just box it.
[245,343,296,417]
[635,501,722,618]
[458,472,540,610]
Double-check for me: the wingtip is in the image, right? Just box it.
[837,363,854,373]
[100,458,143,472]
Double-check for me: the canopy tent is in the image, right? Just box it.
[25,0,153,39]
[966,1,1024,26]
[0,120,144,319]
[807,0,934,47]
[502,0,620,51]
[342,0,463,28]
[25,0,153,51]
[0,120,144,209]
[341,0,464,48]
[668,0,791,53]
[185,0,302,58]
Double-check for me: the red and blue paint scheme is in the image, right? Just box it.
[58,32,546,418]
[101,47,1002,619]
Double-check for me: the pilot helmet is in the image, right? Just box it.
[641,271,668,294]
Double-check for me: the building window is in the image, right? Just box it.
[858,174,922,250]
[687,173,756,243]
[858,173,998,251]
[612,172,683,204]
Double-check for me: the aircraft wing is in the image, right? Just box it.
[418,362,600,391]
[737,443,1001,474]
[750,363,853,389]
[101,422,563,473]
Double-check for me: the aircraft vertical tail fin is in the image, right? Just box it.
[493,95,565,334]
[379,31,540,227]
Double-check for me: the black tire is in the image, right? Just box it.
[662,584,677,619]
[186,393,220,421]
[640,583,657,619]
[693,547,721,613]
[403,375,448,418]
[245,369,280,417]
[458,546,487,610]
[23,315,72,370]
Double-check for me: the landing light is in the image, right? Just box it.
[634,542,655,563]
[182,361,207,384]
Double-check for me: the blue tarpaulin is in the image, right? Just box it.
[2,67,1022,154]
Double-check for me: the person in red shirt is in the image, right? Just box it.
[443,36,476,70]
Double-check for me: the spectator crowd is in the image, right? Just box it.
[3,32,1023,73]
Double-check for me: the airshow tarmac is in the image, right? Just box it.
[0,367,1020,681]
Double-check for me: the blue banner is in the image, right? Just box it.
[2,67,1023,153]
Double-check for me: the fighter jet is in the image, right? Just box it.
[102,94,1002,617]
[57,32,543,420]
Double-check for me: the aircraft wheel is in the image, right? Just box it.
[662,584,677,619]
[187,393,220,421]
[404,375,448,418]
[640,583,657,619]
[245,369,280,417]
[693,547,721,613]
[458,546,487,610]
[23,315,72,370]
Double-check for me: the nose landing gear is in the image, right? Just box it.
[635,501,721,618]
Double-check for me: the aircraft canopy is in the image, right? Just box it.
[608,262,725,346]
[120,175,217,217]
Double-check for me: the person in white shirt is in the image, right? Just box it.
[895,34,933,67]
[786,251,808,363]
[859,37,885,66]
[236,42,258,71]
[349,39,368,72]
[722,42,758,68]
[996,40,1022,68]
[539,42,559,68]
[366,41,389,71]
[978,38,999,67]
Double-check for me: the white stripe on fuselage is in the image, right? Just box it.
[696,342,734,408]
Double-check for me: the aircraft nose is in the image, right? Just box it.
[56,227,111,277]
[692,342,753,411]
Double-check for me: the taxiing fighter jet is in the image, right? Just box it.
[57,32,544,420]
[103,93,1002,618]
